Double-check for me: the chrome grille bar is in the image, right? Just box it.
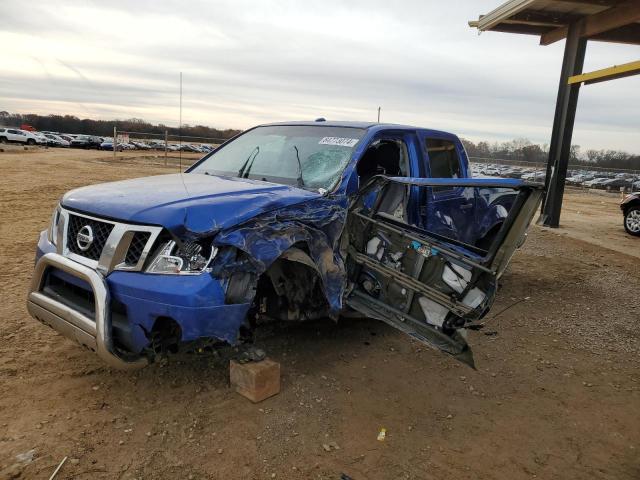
[57,207,162,274]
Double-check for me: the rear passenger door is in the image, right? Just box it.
[420,134,478,246]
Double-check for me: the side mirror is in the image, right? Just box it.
[346,170,360,194]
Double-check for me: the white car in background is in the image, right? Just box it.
[0,128,46,145]
[583,177,609,188]
[33,132,50,144]
[42,133,71,147]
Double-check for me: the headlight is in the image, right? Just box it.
[146,240,217,275]
[47,205,61,246]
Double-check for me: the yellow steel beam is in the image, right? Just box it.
[568,60,640,85]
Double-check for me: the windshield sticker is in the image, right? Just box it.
[319,137,359,147]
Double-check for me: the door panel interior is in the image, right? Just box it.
[345,176,544,367]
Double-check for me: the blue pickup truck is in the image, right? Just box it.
[28,121,543,369]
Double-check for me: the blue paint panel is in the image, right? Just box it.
[106,271,248,350]
[107,271,227,308]
[113,292,250,350]
[62,173,319,237]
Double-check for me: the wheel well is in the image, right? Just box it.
[624,200,640,214]
[148,316,182,354]
[254,246,329,322]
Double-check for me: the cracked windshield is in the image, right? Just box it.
[190,125,366,191]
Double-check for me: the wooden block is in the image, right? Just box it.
[230,358,281,403]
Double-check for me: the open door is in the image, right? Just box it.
[344,176,544,368]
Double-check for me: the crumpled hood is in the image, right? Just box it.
[62,173,320,236]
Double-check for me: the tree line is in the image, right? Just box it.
[1,110,637,170]
[461,137,640,171]
[0,111,241,141]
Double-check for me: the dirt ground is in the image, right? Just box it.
[1,149,638,480]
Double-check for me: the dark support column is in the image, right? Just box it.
[539,23,587,227]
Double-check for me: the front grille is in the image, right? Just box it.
[67,214,114,260]
[125,231,150,265]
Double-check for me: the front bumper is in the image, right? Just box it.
[28,252,147,369]
[29,232,252,369]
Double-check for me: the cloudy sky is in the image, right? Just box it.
[1,0,638,152]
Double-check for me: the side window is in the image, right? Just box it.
[8,129,18,134]
[356,139,409,187]
[426,138,461,179]
[425,138,461,192]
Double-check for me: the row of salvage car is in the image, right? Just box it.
[472,162,640,191]
[0,127,217,153]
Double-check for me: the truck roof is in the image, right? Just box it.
[260,120,457,138]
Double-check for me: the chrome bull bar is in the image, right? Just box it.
[27,252,148,370]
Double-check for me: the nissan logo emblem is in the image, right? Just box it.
[76,225,94,251]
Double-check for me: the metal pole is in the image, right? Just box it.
[377,106,381,123]
[164,130,168,166]
[539,23,587,227]
[113,126,117,161]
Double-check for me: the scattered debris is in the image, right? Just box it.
[322,441,340,452]
[48,456,67,480]
[377,428,386,441]
[236,346,266,364]
[16,450,36,464]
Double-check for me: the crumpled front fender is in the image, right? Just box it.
[214,196,349,313]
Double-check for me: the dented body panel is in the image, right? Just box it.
[29,121,542,368]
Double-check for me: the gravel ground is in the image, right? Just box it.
[0,150,638,480]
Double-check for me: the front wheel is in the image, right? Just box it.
[26,138,36,146]
[624,207,640,236]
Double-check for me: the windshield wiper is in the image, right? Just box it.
[238,146,260,178]
[293,145,305,188]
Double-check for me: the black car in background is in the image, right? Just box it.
[621,192,640,236]
[600,178,634,191]
[70,135,103,149]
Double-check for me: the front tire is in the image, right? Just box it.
[26,139,36,146]
[624,207,640,236]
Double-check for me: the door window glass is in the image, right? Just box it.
[426,138,461,189]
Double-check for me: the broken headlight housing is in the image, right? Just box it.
[146,240,217,275]
[47,204,62,246]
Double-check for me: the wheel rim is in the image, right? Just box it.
[626,210,640,233]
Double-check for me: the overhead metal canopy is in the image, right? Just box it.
[470,0,640,228]
[470,0,640,45]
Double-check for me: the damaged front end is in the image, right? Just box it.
[28,178,352,368]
